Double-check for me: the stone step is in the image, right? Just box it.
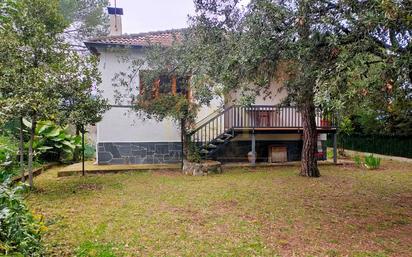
[207,144,217,149]
[214,138,225,143]
[200,149,209,154]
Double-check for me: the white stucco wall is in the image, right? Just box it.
[95,46,220,143]
[227,63,289,106]
[96,47,181,143]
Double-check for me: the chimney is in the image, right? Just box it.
[107,7,123,36]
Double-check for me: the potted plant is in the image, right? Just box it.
[320,108,332,127]
[320,118,331,127]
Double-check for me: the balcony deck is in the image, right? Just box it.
[225,105,337,131]
[190,105,337,146]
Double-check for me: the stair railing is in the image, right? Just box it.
[189,105,234,147]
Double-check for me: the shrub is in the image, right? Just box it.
[0,178,45,256]
[0,135,18,178]
[84,144,96,160]
[353,155,362,167]
[23,120,81,162]
[187,142,202,163]
[364,154,381,169]
[327,149,334,159]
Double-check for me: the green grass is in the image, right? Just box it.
[27,161,412,256]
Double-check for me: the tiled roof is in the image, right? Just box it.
[84,29,184,47]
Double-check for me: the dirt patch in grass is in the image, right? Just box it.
[76,183,103,191]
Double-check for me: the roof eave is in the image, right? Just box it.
[84,41,145,54]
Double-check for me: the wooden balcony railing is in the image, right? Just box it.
[189,105,337,146]
[225,105,337,129]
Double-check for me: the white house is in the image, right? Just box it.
[85,8,337,165]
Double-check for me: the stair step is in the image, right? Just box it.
[207,144,217,149]
[214,138,225,143]
[200,149,209,154]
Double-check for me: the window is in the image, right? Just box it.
[139,71,190,99]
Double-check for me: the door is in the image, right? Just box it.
[270,146,288,163]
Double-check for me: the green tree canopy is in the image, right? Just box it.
[0,0,109,187]
[60,0,109,51]
[184,0,411,176]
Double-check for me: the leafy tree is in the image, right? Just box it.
[58,52,109,129]
[0,0,17,28]
[0,0,68,187]
[57,51,109,161]
[0,0,109,187]
[181,0,410,176]
[60,0,109,51]
[314,1,412,136]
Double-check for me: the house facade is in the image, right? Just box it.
[85,9,337,165]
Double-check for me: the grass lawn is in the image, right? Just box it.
[28,161,412,257]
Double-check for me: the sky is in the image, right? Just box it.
[109,0,196,34]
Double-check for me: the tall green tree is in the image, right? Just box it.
[58,51,109,161]
[0,0,68,187]
[314,0,412,136]
[183,0,410,176]
[60,0,109,51]
[0,0,109,187]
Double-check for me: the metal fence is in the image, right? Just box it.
[327,134,412,158]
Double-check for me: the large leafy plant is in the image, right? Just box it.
[0,178,45,255]
[0,135,17,170]
[23,119,81,162]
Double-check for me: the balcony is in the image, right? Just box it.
[190,105,337,147]
[224,105,337,130]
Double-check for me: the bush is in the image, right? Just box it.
[84,144,96,160]
[23,120,81,162]
[0,179,45,256]
[0,135,17,166]
[364,154,381,169]
[353,155,362,167]
[187,142,202,163]
[0,135,19,178]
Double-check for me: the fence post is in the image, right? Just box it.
[251,132,256,167]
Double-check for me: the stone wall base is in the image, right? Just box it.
[182,160,223,176]
[98,142,182,165]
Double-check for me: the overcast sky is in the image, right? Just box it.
[109,0,196,34]
[109,0,250,34]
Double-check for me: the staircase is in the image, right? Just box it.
[189,106,235,159]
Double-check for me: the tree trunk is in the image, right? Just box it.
[300,99,320,177]
[19,117,25,182]
[180,119,189,165]
[27,115,37,188]
[73,125,80,162]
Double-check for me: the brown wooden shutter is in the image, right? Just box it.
[153,79,160,98]
[171,75,177,96]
